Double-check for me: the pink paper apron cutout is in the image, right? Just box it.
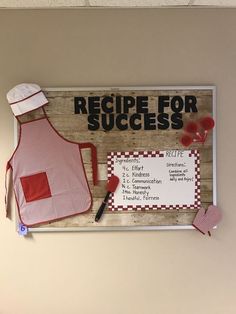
[7,117,96,226]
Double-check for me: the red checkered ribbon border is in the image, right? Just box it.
[107,150,201,211]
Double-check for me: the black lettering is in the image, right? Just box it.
[130,114,142,130]
[101,97,113,113]
[158,96,169,113]
[101,114,114,131]
[116,96,122,113]
[116,114,128,130]
[88,97,100,114]
[171,96,184,113]
[123,96,135,113]
[157,113,169,130]
[88,114,99,130]
[137,96,148,113]
[74,97,87,114]
[171,113,183,129]
[185,95,198,112]
[144,113,156,130]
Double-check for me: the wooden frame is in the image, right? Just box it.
[14,86,216,232]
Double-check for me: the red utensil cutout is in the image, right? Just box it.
[95,175,120,222]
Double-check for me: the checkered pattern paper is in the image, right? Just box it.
[107,150,201,211]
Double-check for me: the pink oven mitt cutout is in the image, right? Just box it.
[193,205,222,235]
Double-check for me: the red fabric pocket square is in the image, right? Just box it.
[20,172,51,203]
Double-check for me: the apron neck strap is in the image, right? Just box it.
[16,105,48,124]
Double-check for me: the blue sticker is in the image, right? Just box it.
[18,223,28,236]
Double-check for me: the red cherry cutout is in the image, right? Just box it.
[200,117,215,131]
[180,135,193,147]
[185,121,198,134]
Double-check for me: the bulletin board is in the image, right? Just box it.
[16,86,216,232]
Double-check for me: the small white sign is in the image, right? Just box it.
[107,150,200,211]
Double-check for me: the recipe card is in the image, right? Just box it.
[107,150,201,211]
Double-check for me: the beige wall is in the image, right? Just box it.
[0,8,235,314]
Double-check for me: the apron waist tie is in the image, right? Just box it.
[79,143,98,185]
[5,162,11,217]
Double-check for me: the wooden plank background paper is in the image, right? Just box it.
[18,86,216,231]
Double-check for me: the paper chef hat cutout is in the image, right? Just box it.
[7,83,48,116]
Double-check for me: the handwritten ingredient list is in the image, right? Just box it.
[107,150,200,210]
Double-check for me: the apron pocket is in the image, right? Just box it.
[20,172,52,203]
